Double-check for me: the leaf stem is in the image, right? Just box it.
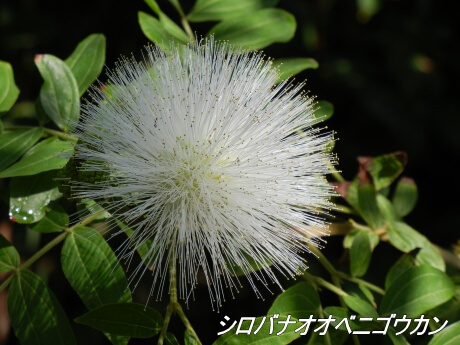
[4,125,78,142]
[168,0,195,40]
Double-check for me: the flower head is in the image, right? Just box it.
[71,38,336,308]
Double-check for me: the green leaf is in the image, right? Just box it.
[188,0,278,22]
[209,9,296,50]
[0,61,20,114]
[0,137,74,178]
[270,58,319,83]
[61,226,131,310]
[7,270,77,345]
[213,315,300,345]
[165,332,180,345]
[367,153,405,191]
[392,178,418,217]
[0,234,19,273]
[343,294,379,318]
[35,54,80,132]
[75,303,162,338]
[144,0,160,15]
[268,282,321,319]
[385,253,416,290]
[139,12,179,51]
[357,183,383,229]
[350,230,379,277]
[387,327,410,345]
[380,265,455,317]
[65,34,106,96]
[9,171,61,224]
[323,306,361,331]
[376,194,401,222]
[428,321,460,345]
[386,221,445,271]
[314,100,334,123]
[62,226,131,345]
[30,201,68,233]
[158,12,190,43]
[0,128,44,171]
[184,330,199,345]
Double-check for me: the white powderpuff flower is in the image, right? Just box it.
[71,38,336,308]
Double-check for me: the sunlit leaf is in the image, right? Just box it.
[0,128,43,172]
[0,61,20,115]
[65,34,106,96]
[0,137,74,178]
[392,177,418,217]
[427,321,460,345]
[188,0,278,22]
[35,54,80,132]
[268,282,321,319]
[209,9,296,50]
[381,265,455,317]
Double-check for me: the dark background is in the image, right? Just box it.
[1,0,459,344]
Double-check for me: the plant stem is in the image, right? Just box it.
[158,255,202,345]
[168,0,195,40]
[4,125,78,142]
[336,272,385,295]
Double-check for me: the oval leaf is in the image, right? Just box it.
[428,320,460,345]
[392,177,418,217]
[268,282,321,318]
[384,253,416,290]
[0,128,44,172]
[9,170,61,224]
[139,12,177,51]
[0,61,20,114]
[75,303,162,338]
[214,315,300,345]
[386,221,445,271]
[65,34,106,96]
[35,54,80,132]
[0,234,19,273]
[367,153,405,191]
[314,100,334,123]
[272,58,319,83]
[350,230,379,277]
[357,183,383,230]
[61,226,132,310]
[380,265,455,317]
[188,0,278,23]
[343,294,379,318]
[0,137,74,178]
[7,269,77,345]
[209,9,296,50]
